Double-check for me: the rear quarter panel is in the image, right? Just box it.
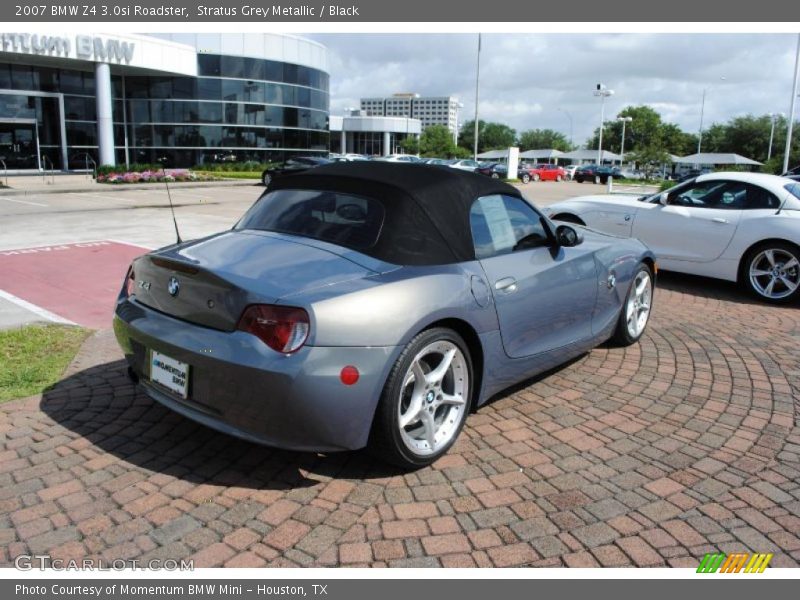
[279,262,499,348]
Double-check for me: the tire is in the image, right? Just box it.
[262,171,272,187]
[556,175,563,182]
[533,173,541,182]
[491,172,500,179]
[611,263,654,346]
[576,176,583,183]
[740,241,800,304]
[594,174,601,184]
[521,173,531,184]
[369,328,473,469]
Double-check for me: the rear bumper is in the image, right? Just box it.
[114,298,398,452]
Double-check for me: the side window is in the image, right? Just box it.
[742,184,780,210]
[470,195,550,259]
[667,180,728,208]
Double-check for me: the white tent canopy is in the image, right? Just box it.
[560,149,622,163]
[475,149,508,160]
[519,149,565,160]
[675,153,763,166]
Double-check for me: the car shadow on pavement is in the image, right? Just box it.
[655,270,797,307]
[39,359,408,489]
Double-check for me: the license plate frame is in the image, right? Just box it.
[148,349,190,399]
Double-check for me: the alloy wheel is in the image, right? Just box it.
[626,270,652,338]
[397,340,469,456]
[749,248,800,300]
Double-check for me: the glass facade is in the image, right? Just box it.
[0,52,330,170]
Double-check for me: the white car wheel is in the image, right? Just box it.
[743,243,800,303]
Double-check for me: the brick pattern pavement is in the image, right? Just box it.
[1,273,799,568]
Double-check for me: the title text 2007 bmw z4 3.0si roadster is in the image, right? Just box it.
[114,162,656,468]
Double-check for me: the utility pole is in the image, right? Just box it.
[783,33,800,174]
[473,33,481,161]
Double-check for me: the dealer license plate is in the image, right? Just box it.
[149,350,190,399]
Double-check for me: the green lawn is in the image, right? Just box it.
[0,324,91,402]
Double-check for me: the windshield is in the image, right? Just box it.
[785,182,800,202]
[236,189,386,250]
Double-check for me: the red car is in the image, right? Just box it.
[526,163,566,182]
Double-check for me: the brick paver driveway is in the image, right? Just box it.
[2,273,799,568]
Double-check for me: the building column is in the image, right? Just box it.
[340,130,346,154]
[95,62,115,166]
[383,131,391,156]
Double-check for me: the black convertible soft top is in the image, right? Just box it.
[268,161,524,266]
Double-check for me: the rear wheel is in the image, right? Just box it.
[491,172,500,179]
[741,242,800,304]
[576,176,584,183]
[369,328,473,469]
[533,173,541,182]
[611,264,653,346]
[556,175,563,182]
[262,171,272,187]
[521,173,531,184]
[594,174,601,184]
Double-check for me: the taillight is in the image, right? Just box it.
[237,305,310,353]
[125,266,135,297]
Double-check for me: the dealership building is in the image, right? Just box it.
[0,32,330,170]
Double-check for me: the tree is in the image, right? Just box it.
[517,129,572,151]
[457,120,516,154]
[627,146,672,178]
[418,124,459,157]
[398,136,419,155]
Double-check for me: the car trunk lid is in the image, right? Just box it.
[131,230,378,331]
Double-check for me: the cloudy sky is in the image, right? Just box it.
[307,33,799,146]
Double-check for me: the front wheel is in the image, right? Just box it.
[262,171,272,187]
[491,172,500,179]
[369,328,473,469]
[556,175,563,182]
[611,264,654,346]
[741,242,800,303]
[521,173,531,184]
[533,173,541,182]
[594,174,601,184]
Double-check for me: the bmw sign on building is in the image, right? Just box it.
[0,33,330,171]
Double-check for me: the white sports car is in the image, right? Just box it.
[543,172,800,303]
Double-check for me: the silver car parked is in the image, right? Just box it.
[114,163,656,468]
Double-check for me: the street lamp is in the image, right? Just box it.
[594,83,614,165]
[783,33,800,174]
[558,108,573,147]
[767,112,784,162]
[454,101,464,146]
[617,116,632,166]
[473,34,482,161]
[697,76,727,154]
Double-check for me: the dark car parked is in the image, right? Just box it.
[261,157,331,186]
[574,164,622,184]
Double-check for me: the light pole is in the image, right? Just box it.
[697,76,726,154]
[594,83,614,165]
[453,101,464,146]
[558,108,573,147]
[473,34,482,161]
[617,116,632,166]
[783,33,800,175]
[767,112,784,162]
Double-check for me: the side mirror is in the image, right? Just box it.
[555,224,584,247]
[658,192,669,206]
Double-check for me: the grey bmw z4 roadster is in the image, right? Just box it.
[114,162,656,468]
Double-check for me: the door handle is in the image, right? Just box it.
[712,217,728,224]
[495,277,518,293]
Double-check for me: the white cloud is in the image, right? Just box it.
[308,33,799,146]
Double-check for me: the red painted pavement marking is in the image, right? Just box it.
[0,241,147,329]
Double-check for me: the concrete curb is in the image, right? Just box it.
[0,179,260,197]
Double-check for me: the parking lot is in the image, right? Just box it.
[1,180,799,568]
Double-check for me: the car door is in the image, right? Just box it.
[472,194,598,359]
[631,179,743,262]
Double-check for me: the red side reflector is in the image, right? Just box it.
[340,366,359,385]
